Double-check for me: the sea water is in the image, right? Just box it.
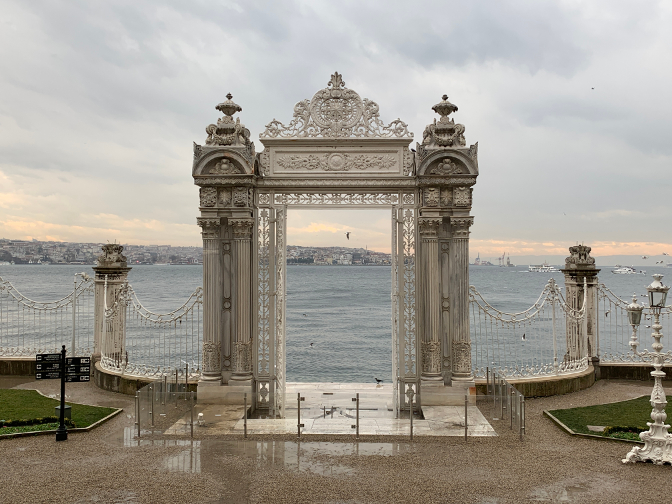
[0,263,665,383]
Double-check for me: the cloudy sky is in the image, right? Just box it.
[1,0,671,262]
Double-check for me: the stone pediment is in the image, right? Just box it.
[258,73,413,178]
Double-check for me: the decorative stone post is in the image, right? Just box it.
[449,216,474,381]
[561,245,600,365]
[419,217,443,382]
[198,217,222,382]
[230,218,254,383]
[92,244,131,367]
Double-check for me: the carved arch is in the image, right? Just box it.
[416,150,478,177]
[192,150,254,177]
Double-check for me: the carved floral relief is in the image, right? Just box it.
[199,187,217,207]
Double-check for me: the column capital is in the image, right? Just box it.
[450,216,474,238]
[197,217,221,239]
[230,218,254,239]
[418,217,442,238]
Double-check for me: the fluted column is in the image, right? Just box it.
[230,218,254,382]
[419,218,442,382]
[198,217,222,382]
[449,217,474,381]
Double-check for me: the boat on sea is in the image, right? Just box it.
[528,262,559,273]
[612,266,646,275]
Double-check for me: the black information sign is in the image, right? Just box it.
[36,353,61,363]
[66,375,90,382]
[36,353,62,380]
[66,357,90,366]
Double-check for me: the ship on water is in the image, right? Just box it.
[473,252,494,266]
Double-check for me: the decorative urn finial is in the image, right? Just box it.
[215,93,242,118]
[432,95,459,118]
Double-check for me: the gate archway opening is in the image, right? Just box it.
[193,73,479,418]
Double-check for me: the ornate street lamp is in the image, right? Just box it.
[623,274,672,465]
[627,294,644,354]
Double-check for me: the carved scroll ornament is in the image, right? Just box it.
[261,72,412,139]
[276,153,397,172]
[97,244,128,267]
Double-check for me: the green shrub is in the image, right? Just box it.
[1,417,75,428]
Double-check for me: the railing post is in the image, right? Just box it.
[464,394,468,442]
[135,392,140,438]
[190,391,194,438]
[521,396,526,441]
[409,391,414,441]
[297,393,304,438]
[552,291,558,374]
[510,387,514,430]
[351,393,359,439]
[150,385,154,427]
[72,275,77,356]
[244,393,248,439]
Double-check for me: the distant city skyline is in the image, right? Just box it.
[2,2,671,257]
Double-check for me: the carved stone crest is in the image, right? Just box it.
[96,244,128,267]
[199,187,217,207]
[209,158,240,174]
[565,245,596,269]
[429,159,463,175]
[261,72,412,139]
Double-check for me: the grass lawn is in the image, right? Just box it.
[0,389,116,433]
[548,395,672,441]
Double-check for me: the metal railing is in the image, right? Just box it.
[135,374,195,438]
[470,278,588,378]
[487,368,525,440]
[100,281,202,379]
[0,273,94,357]
[597,284,672,363]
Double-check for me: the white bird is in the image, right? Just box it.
[605,310,611,317]
[663,252,669,256]
[656,261,664,264]
[642,256,649,259]
[521,333,526,341]
[197,412,204,425]
[345,232,350,240]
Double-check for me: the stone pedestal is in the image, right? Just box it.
[92,244,131,367]
[561,245,600,361]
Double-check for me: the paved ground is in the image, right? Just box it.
[2,377,671,504]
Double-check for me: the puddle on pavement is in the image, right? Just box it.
[119,427,411,476]
[530,475,621,502]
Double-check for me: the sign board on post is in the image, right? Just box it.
[65,356,91,382]
[36,353,62,380]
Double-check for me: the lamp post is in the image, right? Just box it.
[623,274,672,465]
[626,294,644,355]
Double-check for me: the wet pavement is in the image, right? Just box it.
[1,377,672,503]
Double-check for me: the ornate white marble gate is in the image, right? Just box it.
[192,74,479,415]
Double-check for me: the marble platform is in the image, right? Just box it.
[165,383,496,437]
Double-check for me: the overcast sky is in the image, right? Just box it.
[1,0,671,261]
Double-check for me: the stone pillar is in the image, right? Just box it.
[419,217,443,383]
[561,245,600,363]
[198,217,222,383]
[229,218,254,383]
[449,217,474,381]
[92,244,131,367]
